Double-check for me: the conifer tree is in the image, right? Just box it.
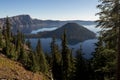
[0,27,3,48]
[4,17,11,56]
[69,49,76,80]
[5,16,11,41]
[96,0,120,79]
[61,30,71,80]
[26,39,31,49]
[51,37,62,80]
[9,44,17,60]
[74,47,88,80]
[92,34,116,80]
[29,52,39,72]
[15,30,22,53]
[18,46,28,66]
[36,39,48,73]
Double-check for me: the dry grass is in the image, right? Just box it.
[0,54,47,80]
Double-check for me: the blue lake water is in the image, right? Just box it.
[29,38,98,59]
[29,24,100,59]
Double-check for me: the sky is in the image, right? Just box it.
[0,0,99,21]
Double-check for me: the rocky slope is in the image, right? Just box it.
[0,14,96,34]
[0,53,49,80]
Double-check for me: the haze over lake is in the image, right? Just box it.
[31,24,100,34]
[29,24,100,59]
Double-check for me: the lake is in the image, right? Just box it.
[29,24,100,59]
[31,25,100,34]
[31,27,58,34]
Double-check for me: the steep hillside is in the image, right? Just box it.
[0,14,96,34]
[36,23,96,44]
[0,54,48,80]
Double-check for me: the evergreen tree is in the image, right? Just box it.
[0,27,3,48]
[26,39,31,49]
[96,0,120,79]
[51,37,62,80]
[68,49,76,80]
[92,34,116,80]
[18,46,28,66]
[61,30,71,80]
[3,17,12,56]
[5,16,12,41]
[15,30,22,54]
[36,39,48,73]
[9,44,17,60]
[29,52,39,72]
[74,47,88,80]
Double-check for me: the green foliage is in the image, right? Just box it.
[36,39,48,73]
[29,52,39,72]
[15,30,22,52]
[8,44,17,60]
[61,30,72,80]
[74,48,91,80]
[26,39,31,49]
[0,29,3,48]
[18,46,28,66]
[92,34,116,80]
[95,0,120,79]
[68,49,76,80]
[45,53,52,68]
[0,13,119,80]
[93,49,116,80]
[51,37,62,80]
[5,16,12,41]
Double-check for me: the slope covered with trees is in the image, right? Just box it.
[0,17,50,80]
[0,0,119,80]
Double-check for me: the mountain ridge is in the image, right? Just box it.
[0,14,96,34]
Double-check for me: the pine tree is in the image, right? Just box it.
[29,52,39,72]
[26,39,31,49]
[92,34,116,80]
[0,26,3,48]
[5,16,11,41]
[74,47,88,80]
[18,46,28,66]
[51,37,62,80]
[96,0,120,79]
[69,49,76,80]
[3,17,12,56]
[61,30,71,80]
[15,30,22,54]
[36,39,48,73]
[9,44,17,60]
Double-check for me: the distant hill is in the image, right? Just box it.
[31,23,96,44]
[0,54,49,80]
[0,14,96,34]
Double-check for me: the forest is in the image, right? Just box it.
[0,0,120,80]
